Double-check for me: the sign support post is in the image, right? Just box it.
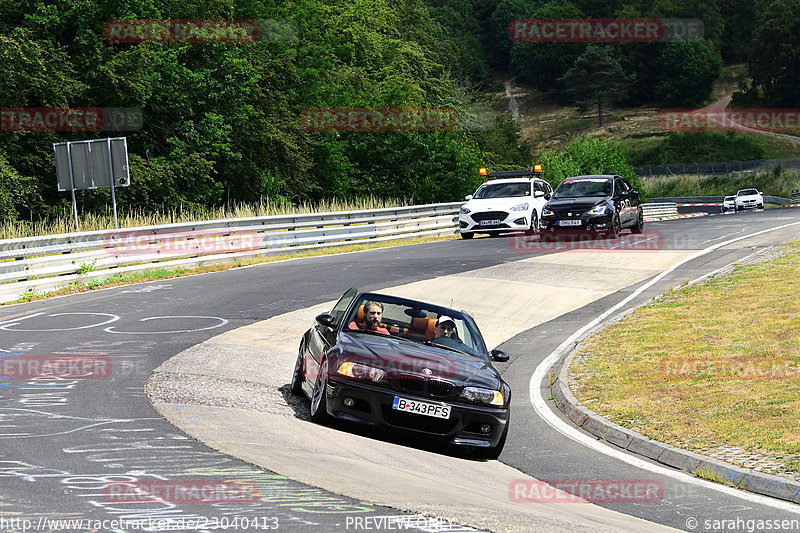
[65,142,80,232]
[106,138,119,229]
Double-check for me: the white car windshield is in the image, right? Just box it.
[738,189,758,196]
[473,183,530,199]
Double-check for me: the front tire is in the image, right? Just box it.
[529,210,539,234]
[631,207,644,234]
[309,361,329,423]
[606,213,621,239]
[290,349,304,395]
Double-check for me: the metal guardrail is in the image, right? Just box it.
[0,203,461,303]
[0,199,736,304]
[641,203,678,218]
[651,195,792,204]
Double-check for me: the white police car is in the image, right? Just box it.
[459,168,552,239]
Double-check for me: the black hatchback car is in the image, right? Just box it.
[541,175,643,238]
[290,288,511,459]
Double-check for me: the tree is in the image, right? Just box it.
[654,40,721,107]
[748,0,800,106]
[557,44,634,127]
[509,0,584,92]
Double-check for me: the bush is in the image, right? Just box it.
[629,132,766,165]
[537,136,645,200]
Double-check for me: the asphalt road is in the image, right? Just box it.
[1,208,799,532]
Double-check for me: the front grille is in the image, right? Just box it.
[393,376,456,399]
[471,211,508,222]
[396,376,425,394]
[427,379,454,398]
[553,210,583,218]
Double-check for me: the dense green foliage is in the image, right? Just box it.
[539,135,644,198]
[0,0,794,227]
[629,132,767,165]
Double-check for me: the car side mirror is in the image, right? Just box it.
[544,193,551,200]
[315,313,336,328]
[465,195,473,201]
[490,349,510,362]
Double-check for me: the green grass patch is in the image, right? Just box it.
[569,240,800,468]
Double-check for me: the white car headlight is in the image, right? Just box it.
[588,204,607,215]
[460,386,505,406]
[510,203,529,212]
[460,206,471,214]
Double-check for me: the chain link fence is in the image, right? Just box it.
[635,158,800,179]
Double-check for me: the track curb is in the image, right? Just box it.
[549,339,800,504]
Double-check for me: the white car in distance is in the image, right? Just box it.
[459,169,552,239]
[734,188,764,211]
[722,195,736,212]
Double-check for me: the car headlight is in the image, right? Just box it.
[460,206,471,214]
[587,204,607,215]
[510,202,529,212]
[542,208,554,216]
[337,362,386,382]
[460,386,504,406]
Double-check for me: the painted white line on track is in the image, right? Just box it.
[529,220,800,512]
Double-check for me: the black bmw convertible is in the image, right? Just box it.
[289,288,511,459]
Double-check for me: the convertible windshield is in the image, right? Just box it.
[344,296,487,358]
[473,182,530,199]
[552,178,612,198]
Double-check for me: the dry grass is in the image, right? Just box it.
[569,240,800,465]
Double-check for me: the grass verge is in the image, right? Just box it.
[569,240,800,474]
[6,233,457,306]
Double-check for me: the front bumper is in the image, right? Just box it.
[459,211,530,235]
[736,200,763,209]
[324,377,509,448]
[541,211,613,232]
